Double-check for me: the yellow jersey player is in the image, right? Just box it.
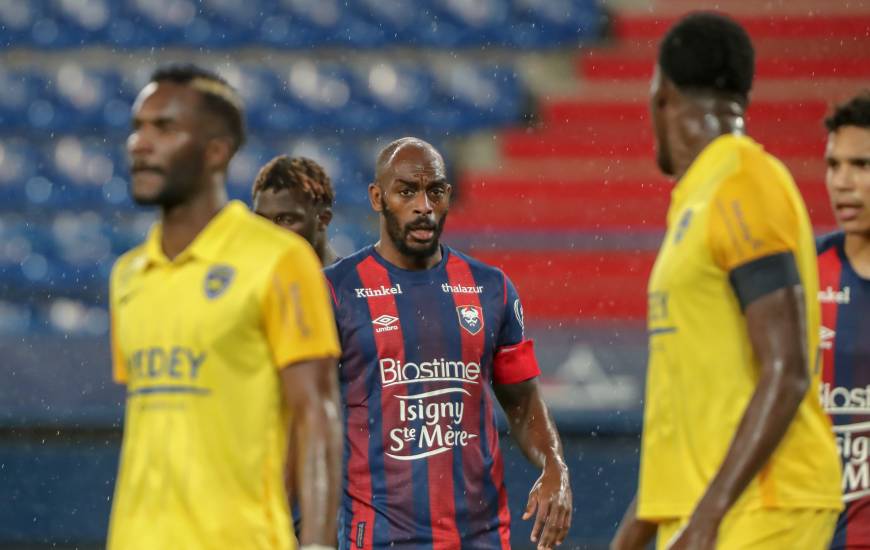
[611,13,842,550]
[107,64,342,550]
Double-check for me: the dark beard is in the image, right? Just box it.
[381,197,447,260]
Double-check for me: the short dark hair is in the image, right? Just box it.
[252,155,335,208]
[150,63,246,152]
[825,92,870,132]
[659,12,755,102]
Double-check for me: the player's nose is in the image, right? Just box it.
[412,192,434,215]
[126,128,154,158]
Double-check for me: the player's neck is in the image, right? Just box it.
[673,99,745,180]
[160,181,228,260]
[844,232,870,279]
[319,243,339,266]
[375,240,442,271]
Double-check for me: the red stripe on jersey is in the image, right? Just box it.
[356,256,410,547]
[818,246,842,387]
[446,254,511,550]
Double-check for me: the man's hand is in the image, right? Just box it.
[523,462,572,550]
[665,515,720,550]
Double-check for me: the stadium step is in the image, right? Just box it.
[580,55,870,80]
[470,250,656,320]
[451,176,834,231]
[612,14,870,39]
[540,100,832,127]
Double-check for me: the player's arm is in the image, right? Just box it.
[263,243,342,547]
[610,496,658,550]
[492,273,572,550]
[667,176,809,550]
[280,356,341,546]
[494,377,572,550]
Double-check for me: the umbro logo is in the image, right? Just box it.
[373,314,399,333]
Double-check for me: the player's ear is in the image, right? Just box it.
[317,207,333,230]
[205,136,233,172]
[369,182,383,212]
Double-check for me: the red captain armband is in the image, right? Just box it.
[493,339,540,385]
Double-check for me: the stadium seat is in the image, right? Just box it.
[43,137,126,209]
[49,64,128,133]
[0,139,43,210]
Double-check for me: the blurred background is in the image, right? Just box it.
[0,0,866,548]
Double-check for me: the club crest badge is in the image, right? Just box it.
[456,305,484,336]
[204,265,235,300]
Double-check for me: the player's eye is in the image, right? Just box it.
[398,188,415,198]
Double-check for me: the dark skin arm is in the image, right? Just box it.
[610,496,657,550]
[280,357,342,546]
[495,378,572,550]
[667,285,810,550]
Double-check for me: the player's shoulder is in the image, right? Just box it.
[712,137,798,209]
[726,136,795,188]
[445,246,509,286]
[323,245,375,287]
[224,201,309,257]
[111,241,149,289]
[816,231,845,256]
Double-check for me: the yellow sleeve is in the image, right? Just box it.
[261,242,340,369]
[707,169,799,272]
[109,263,127,384]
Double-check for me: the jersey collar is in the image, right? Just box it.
[143,200,246,268]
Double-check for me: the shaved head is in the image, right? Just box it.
[369,136,451,268]
[375,137,445,184]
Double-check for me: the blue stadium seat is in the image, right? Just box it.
[0,69,51,132]
[354,0,426,46]
[353,62,435,130]
[428,62,523,130]
[507,0,603,48]
[0,301,33,336]
[51,0,118,47]
[49,65,128,132]
[0,139,43,210]
[271,0,387,48]
[227,137,279,201]
[279,61,380,132]
[43,137,126,209]
[0,215,53,292]
[281,137,368,206]
[222,64,313,136]
[423,0,511,47]
[0,0,42,48]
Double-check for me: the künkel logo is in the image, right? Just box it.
[372,314,399,333]
[355,284,402,298]
[457,305,483,335]
[204,265,235,300]
[819,286,851,304]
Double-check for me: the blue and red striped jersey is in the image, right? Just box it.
[324,245,540,550]
[818,232,870,550]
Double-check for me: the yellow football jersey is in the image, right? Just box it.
[637,135,842,521]
[107,201,340,550]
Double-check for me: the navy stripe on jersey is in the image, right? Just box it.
[817,232,870,550]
